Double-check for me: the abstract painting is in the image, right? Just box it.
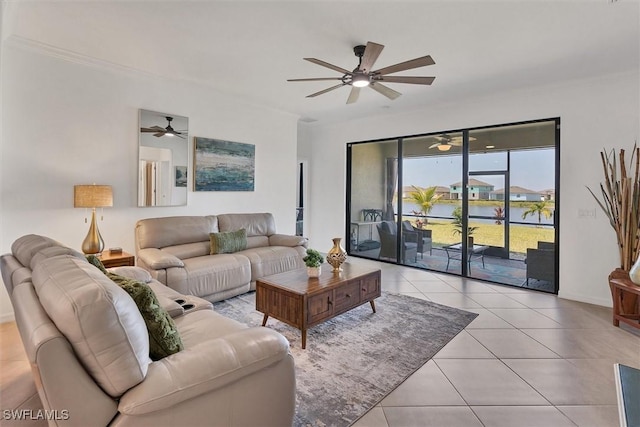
[194,137,255,191]
[175,166,187,187]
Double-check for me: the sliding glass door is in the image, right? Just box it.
[347,118,559,293]
[400,133,463,274]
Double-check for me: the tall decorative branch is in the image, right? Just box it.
[587,144,640,272]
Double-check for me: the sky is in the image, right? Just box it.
[403,148,556,192]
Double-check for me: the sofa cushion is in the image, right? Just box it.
[217,213,276,237]
[107,273,184,360]
[32,255,150,397]
[136,216,218,249]
[30,246,85,270]
[166,254,251,297]
[238,247,305,282]
[86,255,184,359]
[11,234,78,268]
[210,229,247,254]
[162,242,211,260]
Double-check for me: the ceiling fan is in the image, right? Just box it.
[140,116,187,139]
[287,41,435,104]
[428,134,477,151]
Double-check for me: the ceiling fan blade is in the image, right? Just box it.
[360,42,384,73]
[346,86,361,104]
[306,83,346,98]
[141,126,165,132]
[374,55,435,76]
[153,132,166,137]
[369,82,401,100]
[450,141,462,146]
[288,77,344,82]
[304,58,352,75]
[428,142,441,149]
[378,76,435,85]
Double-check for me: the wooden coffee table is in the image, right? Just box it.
[256,263,381,349]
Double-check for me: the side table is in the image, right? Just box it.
[98,250,135,268]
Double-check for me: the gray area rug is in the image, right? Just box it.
[213,291,478,427]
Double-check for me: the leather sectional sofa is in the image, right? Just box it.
[135,213,307,302]
[0,234,296,426]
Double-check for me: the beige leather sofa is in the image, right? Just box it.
[135,213,307,302]
[1,234,296,427]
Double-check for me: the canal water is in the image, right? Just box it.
[403,202,554,225]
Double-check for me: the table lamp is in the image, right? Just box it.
[74,184,113,254]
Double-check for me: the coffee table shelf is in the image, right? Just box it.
[256,263,381,349]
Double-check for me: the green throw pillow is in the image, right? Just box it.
[85,254,108,274]
[210,228,247,254]
[107,272,184,361]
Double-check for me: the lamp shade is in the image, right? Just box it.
[74,185,113,208]
[437,143,452,152]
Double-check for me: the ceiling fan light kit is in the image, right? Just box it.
[437,143,452,152]
[352,73,370,88]
[288,41,435,104]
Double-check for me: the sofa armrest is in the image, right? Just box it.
[269,234,308,248]
[137,248,184,269]
[118,328,290,415]
[107,266,153,283]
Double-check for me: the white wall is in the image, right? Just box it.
[0,40,299,321]
[301,70,640,307]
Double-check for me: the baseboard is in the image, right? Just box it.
[0,312,16,324]
[558,291,612,308]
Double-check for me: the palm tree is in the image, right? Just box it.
[403,186,441,227]
[521,201,553,226]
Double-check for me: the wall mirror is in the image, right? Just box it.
[138,109,189,207]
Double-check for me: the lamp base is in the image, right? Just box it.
[81,209,105,255]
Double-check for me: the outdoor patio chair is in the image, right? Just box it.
[524,241,555,286]
[402,221,433,258]
[377,221,418,263]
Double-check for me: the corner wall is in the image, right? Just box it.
[301,70,640,307]
[0,40,299,321]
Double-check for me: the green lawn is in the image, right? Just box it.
[405,218,554,254]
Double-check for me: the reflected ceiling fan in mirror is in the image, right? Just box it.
[287,41,435,104]
[428,135,477,152]
[140,116,187,139]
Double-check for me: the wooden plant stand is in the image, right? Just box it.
[609,275,640,330]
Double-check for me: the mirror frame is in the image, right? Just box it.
[138,109,189,207]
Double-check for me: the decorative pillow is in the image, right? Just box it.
[210,228,247,254]
[86,254,108,274]
[107,272,184,360]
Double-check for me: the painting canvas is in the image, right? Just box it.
[175,166,187,187]
[194,137,255,191]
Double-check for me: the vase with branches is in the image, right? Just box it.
[586,145,640,273]
[587,144,640,318]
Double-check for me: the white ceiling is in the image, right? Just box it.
[3,1,639,124]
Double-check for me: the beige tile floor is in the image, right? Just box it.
[351,259,640,427]
[0,259,639,427]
